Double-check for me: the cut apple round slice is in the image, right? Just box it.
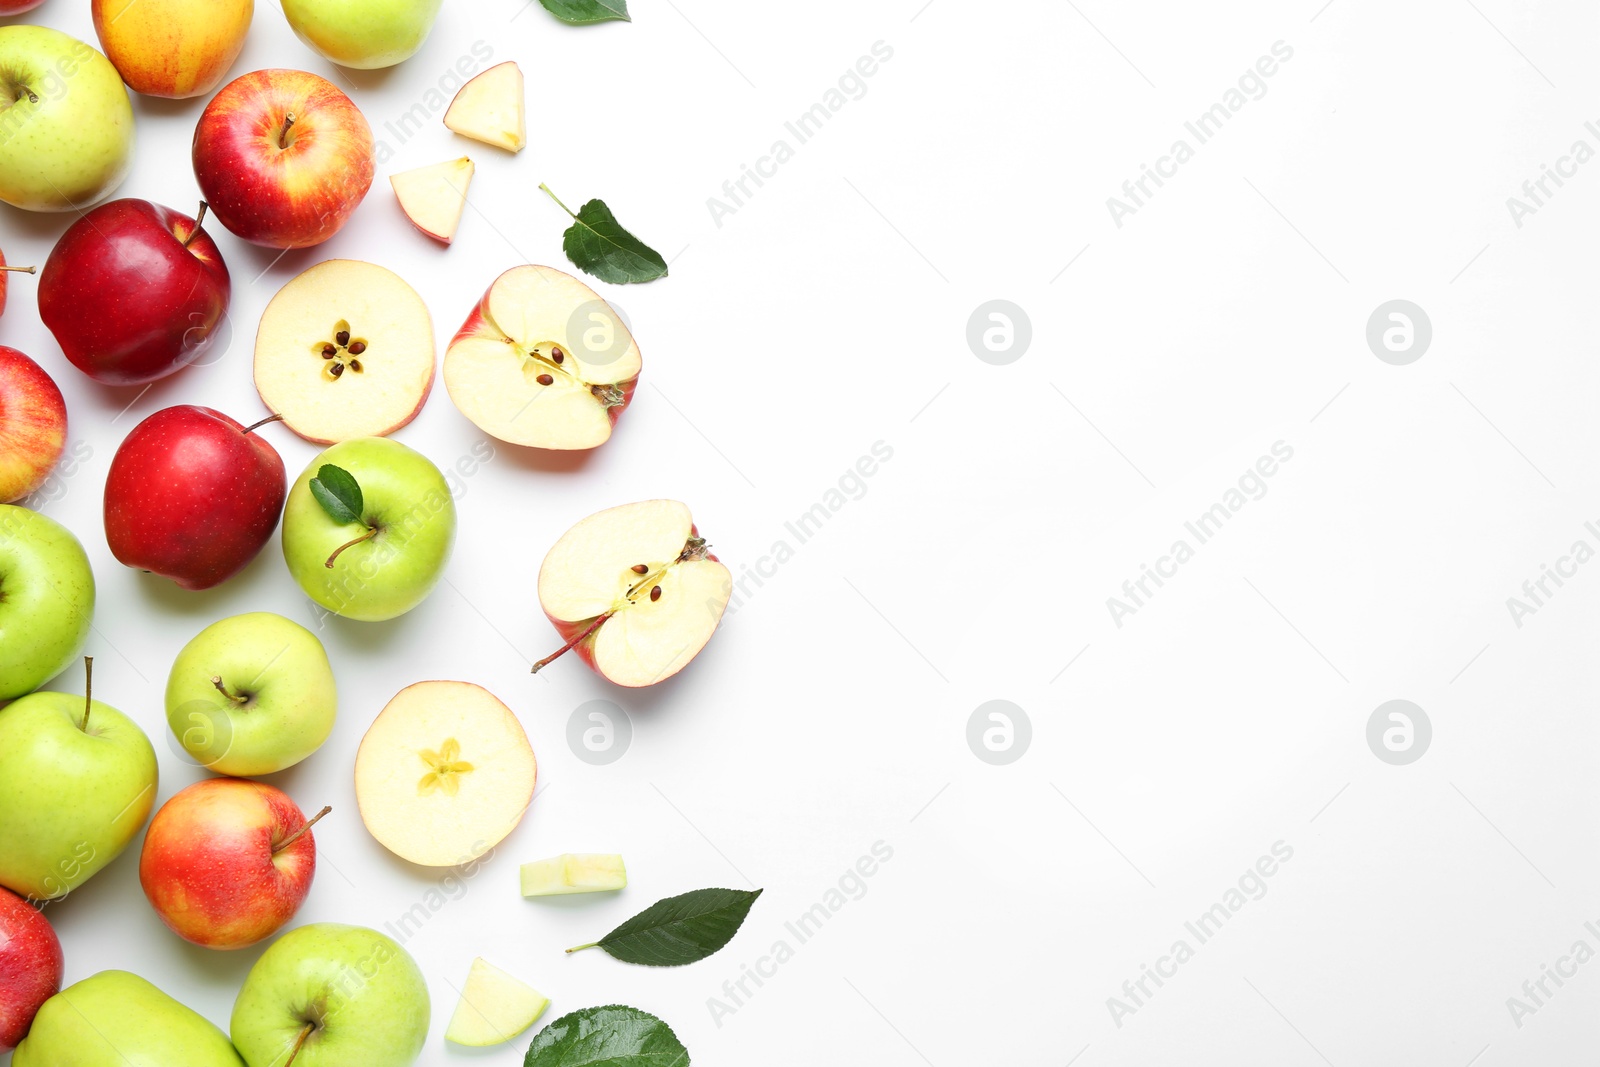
[391,157,473,244]
[535,500,732,688]
[444,61,525,153]
[254,259,436,444]
[354,681,536,867]
[445,958,549,1046]
[445,265,641,450]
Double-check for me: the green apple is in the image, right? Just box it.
[232,923,429,1067]
[0,505,94,701]
[166,612,338,776]
[282,437,456,622]
[0,659,158,900]
[281,0,442,70]
[14,970,245,1066]
[0,27,135,212]
[445,957,547,1047]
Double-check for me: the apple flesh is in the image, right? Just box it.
[38,199,230,386]
[0,348,66,505]
[93,0,252,98]
[535,500,732,687]
[520,853,626,896]
[103,406,287,590]
[444,61,524,152]
[193,69,374,248]
[254,259,435,443]
[390,156,472,243]
[140,778,326,950]
[445,958,548,1047]
[355,681,536,867]
[0,507,94,702]
[0,887,62,1053]
[445,265,640,450]
[15,971,245,1066]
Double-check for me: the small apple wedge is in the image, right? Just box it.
[443,61,525,153]
[354,681,535,867]
[390,157,472,244]
[444,958,548,1047]
[520,853,626,896]
[255,259,435,444]
[444,265,640,450]
[534,500,732,687]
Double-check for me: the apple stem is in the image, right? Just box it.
[79,656,93,732]
[0,264,35,275]
[284,1021,315,1066]
[324,528,376,569]
[279,112,296,150]
[241,413,285,435]
[565,942,600,954]
[182,202,209,249]
[539,183,576,218]
[210,676,249,705]
[274,805,331,855]
[531,612,612,674]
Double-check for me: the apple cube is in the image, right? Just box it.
[445,958,548,1047]
[390,157,472,244]
[520,853,627,897]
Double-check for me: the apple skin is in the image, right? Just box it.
[104,406,287,591]
[0,887,62,1053]
[139,778,318,950]
[0,507,94,702]
[193,69,375,249]
[0,681,158,901]
[0,0,47,13]
[282,0,442,70]
[282,437,457,622]
[38,199,230,387]
[0,27,134,212]
[231,923,429,1067]
[14,970,245,1066]
[93,0,252,99]
[0,348,66,505]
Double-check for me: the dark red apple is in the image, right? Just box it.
[0,886,63,1052]
[38,199,230,387]
[104,406,286,590]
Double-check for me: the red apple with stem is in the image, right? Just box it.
[192,69,374,249]
[103,406,287,590]
[0,348,66,504]
[0,247,36,317]
[139,778,327,950]
[37,199,229,386]
[0,886,63,1052]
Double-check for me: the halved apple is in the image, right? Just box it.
[445,958,548,1047]
[390,157,473,244]
[534,500,732,687]
[254,259,435,443]
[520,853,626,896]
[354,681,536,867]
[444,265,641,450]
[443,61,525,153]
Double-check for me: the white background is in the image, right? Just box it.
[2,0,1598,1063]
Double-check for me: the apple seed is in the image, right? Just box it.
[631,564,649,574]
[650,585,662,602]
[536,373,554,386]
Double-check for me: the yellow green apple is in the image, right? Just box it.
[281,0,442,70]
[14,970,244,1066]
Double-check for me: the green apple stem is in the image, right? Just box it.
[241,413,285,435]
[539,183,576,218]
[79,656,93,732]
[565,942,600,954]
[531,612,613,674]
[0,264,35,275]
[181,202,209,249]
[284,1021,315,1066]
[274,805,331,854]
[210,676,249,705]
[278,112,296,150]
[324,528,376,569]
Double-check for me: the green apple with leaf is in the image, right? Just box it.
[0,658,158,900]
[281,438,456,622]
[0,505,94,702]
[14,970,244,1066]
[231,923,429,1066]
[280,0,442,70]
[165,612,338,775]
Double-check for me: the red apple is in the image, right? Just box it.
[0,348,66,505]
[0,247,36,317]
[0,0,47,14]
[103,406,286,590]
[0,886,63,1052]
[37,199,230,387]
[192,69,374,249]
[138,778,326,950]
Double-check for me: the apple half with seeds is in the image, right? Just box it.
[444,265,640,450]
[534,500,731,687]
[254,259,435,444]
[354,681,535,867]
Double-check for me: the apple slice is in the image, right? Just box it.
[534,500,732,687]
[354,681,535,867]
[254,259,435,444]
[390,157,473,244]
[445,265,640,450]
[443,61,525,153]
[444,958,548,1047]
[520,853,626,896]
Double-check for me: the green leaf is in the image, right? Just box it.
[525,1006,687,1067]
[537,0,630,24]
[569,887,762,966]
[541,184,668,285]
[309,464,363,526]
